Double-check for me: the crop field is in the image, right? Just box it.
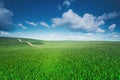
[0,37,120,80]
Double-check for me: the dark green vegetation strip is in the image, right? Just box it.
[0,37,120,80]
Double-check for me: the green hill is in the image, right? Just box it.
[0,37,43,48]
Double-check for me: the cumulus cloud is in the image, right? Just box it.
[109,24,116,32]
[63,0,71,7]
[18,23,27,30]
[58,0,75,10]
[0,31,10,35]
[25,21,37,27]
[52,9,105,32]
[52,9,119,33]
[40,22,50,28]
[0,1,14,31]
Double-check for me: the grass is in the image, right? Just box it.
[0,37,120,80]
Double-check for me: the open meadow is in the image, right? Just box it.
[0,37,120,80]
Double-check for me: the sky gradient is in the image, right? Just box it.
[0,0,120,41]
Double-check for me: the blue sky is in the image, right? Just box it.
[0,0,120,41]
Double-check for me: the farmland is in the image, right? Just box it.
[0,37,120,80]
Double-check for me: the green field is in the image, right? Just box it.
[0,37,120,80]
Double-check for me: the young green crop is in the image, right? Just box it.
[0,37,120,80]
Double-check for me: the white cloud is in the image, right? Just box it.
[0,31,10,35]
[98,12,119,20]
[18,23,27,29]
[63,0,71,7]
[36,32,120,41]
[109,24,116,32]
[25,21,37,27]
[112,32,120,38]
[52,9,119,33]
[96,28,105,33]
[48,33,58,40]
[58,0,75,10]
[40,22,50,28]
[52,9,105,32]
[0,1,14,31]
